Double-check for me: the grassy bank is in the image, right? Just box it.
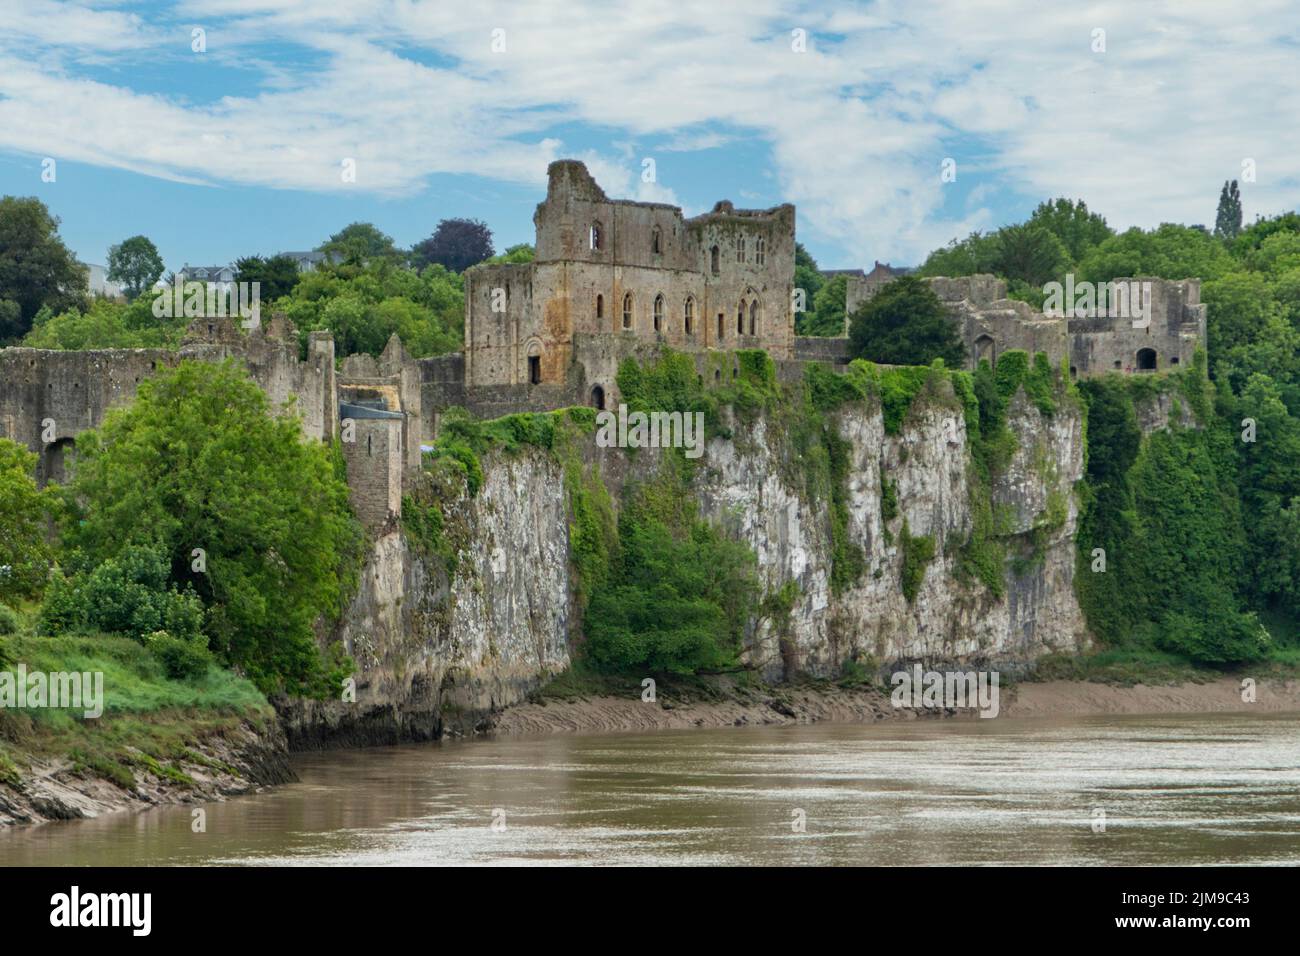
[0,618,273,802]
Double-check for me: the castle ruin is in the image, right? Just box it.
[0,159,1208,535]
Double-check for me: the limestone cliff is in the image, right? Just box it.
[291,378,1089,747]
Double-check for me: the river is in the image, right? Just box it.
[3,713,1299,865]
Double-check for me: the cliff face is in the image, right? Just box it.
[301,383,1088,747]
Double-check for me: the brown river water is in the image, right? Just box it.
[2,713,1298,865]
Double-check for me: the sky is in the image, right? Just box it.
[0,1,1298,274]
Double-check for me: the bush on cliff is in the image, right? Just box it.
[0,438,57,603]
[847,275,966,368]
[56,360,362,695]
[584,478,759,676]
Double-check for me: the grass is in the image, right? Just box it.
[0,628,271,793]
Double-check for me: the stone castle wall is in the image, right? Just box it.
[843,272,1205,376]
[464,160,796,400]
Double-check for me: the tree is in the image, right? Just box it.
[1027,198,1114,263]
[234,254,302,301]
[1078,223,1234,284]
[318,222,402,267]
[989,222,1069,290]
[60,360,361,694]
[793,242,824,313]
[800,273,847,336]
[0,439,55,603]
[848,276,965,367]
[411,218,494,272]
[1215,180,1243,240]
[483,243,534,265]
[585,482,759,675]
[917,230,998,278]
[0,196,87,340]
[106,235,164,301]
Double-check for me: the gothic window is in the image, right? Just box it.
[749,299,758,336]
[737,236,746,263]
[623,292,633,329]
[710,245,720,275]
[684,296,695,335]
[755,236,766,265]
[590,222,603,251]
[652,226,661,255]
[737,301,745,335]
[653,294,664,332]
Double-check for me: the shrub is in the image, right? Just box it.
[144,630,214,680]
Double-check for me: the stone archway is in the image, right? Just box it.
[1136,347,1157,371]
[974,334,995,364]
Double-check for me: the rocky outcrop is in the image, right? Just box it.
[0,719,292,828]
[307,382,1090,747]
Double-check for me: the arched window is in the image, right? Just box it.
[737,236,746,263]
[755,236,766,266]
[596,293,604,320]
[622,292,633,330]
[653,294,664,332]
[684,296,695,335]
[527,340,543,384]
[651,226,661,255]
[590,222,603,251]
[1136,348,1157,371]
[737,300,746,335]
[591,385,606,410]
[749,300,758,336]
[710,245,720,275]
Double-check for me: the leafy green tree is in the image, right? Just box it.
[280,260,463,358]
[585,481,759,675]
[234,254,302,301]
[917,230,999,278]
[0,439,55,602]
[60,360,361,694]
[318,222,402,267]
[799,273,847,336]
[1215,180,1243,240]
[21,295,185,350]
[989,222,1069,290]
[0,196,87,340]
[106,235,164,301]
[848,276,965,367]
[1027,198,1114,263]
[1078,223,1234,284]
[483,243,535,265]
[411,218,494,272]
[40,544,205,643]
[793,242,824,317]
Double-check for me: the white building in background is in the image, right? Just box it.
[276,250,328,272]
[80,262,124,299]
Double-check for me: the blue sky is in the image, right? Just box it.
[1,1,1297,274]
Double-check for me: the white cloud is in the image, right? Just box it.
[0,0,1297,264]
